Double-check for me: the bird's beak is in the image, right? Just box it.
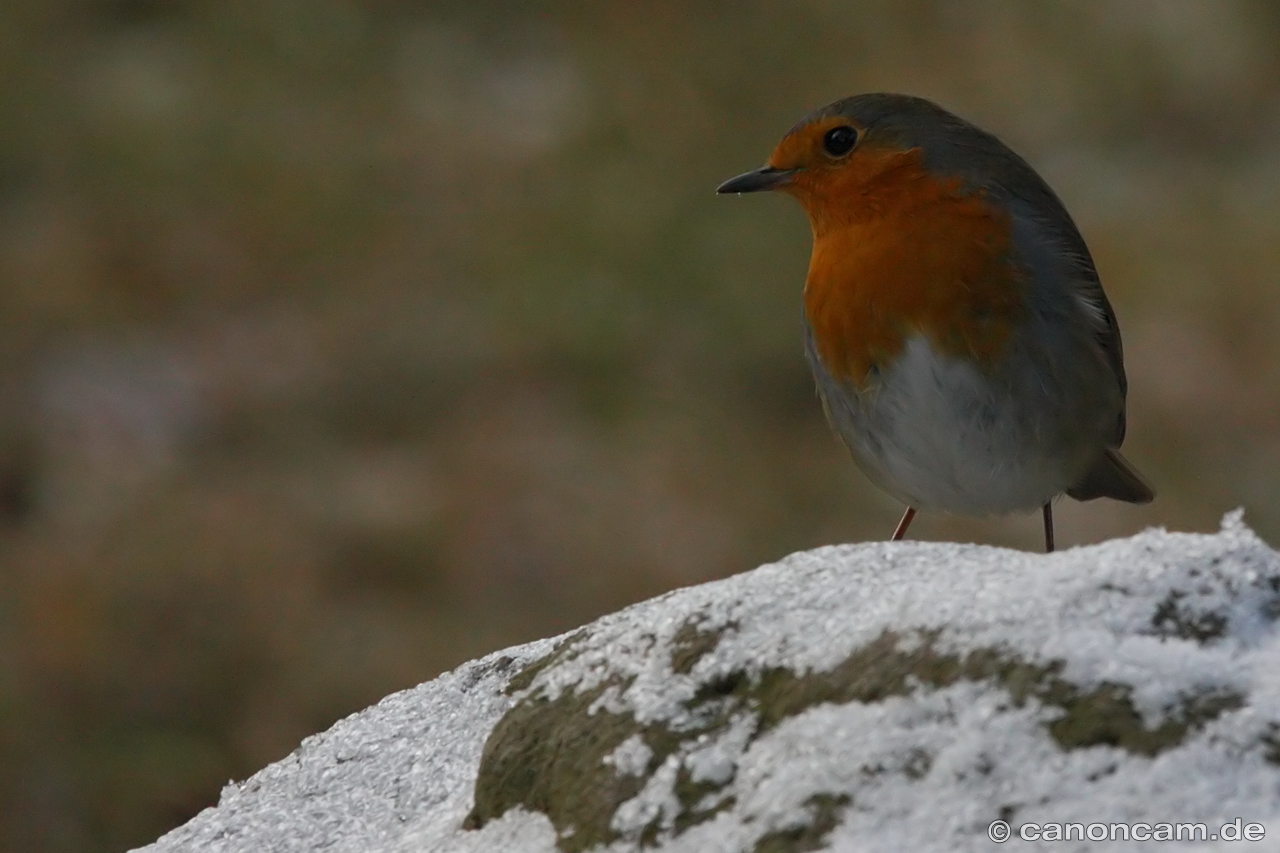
[716,166,798,194]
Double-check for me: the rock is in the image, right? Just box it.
[136,511,1280,852]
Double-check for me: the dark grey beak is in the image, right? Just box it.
[716,166,797,194]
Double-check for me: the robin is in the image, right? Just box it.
[718,93,1153,552]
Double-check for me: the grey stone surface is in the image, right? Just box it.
[137,512,1280,853]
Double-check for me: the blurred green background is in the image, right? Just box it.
[1,1,1278,850]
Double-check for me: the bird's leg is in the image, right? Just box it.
[1042,502,1054,553]
[892,506,916,541]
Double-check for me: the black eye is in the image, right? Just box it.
[822,126,858,157]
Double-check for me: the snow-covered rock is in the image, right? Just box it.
[136,512,1280,853]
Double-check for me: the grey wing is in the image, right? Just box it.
[1047,218,1129,446]
[1026,211,1154,502]
[986,153,1130,446]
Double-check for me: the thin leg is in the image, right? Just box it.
[1042,502,1054,553]
[892,506,917,541]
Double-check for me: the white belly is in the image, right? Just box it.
[806,333,1113,515]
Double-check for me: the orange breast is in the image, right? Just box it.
[793,147,1025,386]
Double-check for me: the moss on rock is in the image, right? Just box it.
[465,621,1244,851]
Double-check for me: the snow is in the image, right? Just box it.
[603,734,655,778]
[135,511,1280,853]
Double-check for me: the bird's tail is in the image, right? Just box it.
[1066,448,1155,504]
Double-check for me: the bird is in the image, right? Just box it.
[717,93,1153,552]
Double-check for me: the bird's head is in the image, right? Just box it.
[718,93,1012,231]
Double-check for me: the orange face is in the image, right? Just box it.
[764,119,1026,386]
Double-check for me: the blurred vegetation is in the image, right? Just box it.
[1,1,1279,850]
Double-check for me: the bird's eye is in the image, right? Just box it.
[822,126,858,157]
